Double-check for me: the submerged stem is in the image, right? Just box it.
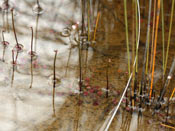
[2,31,5,61]
[53,51,58,88]
[78,41,82,92]
[11,50,15,87]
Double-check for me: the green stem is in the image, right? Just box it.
[141,0,152,91]
[164,0,175,75]
[146,34,150,75]
[135,0,138,73]
[161,0,165,75]
[124,0,130,76]
[88,0,90,41]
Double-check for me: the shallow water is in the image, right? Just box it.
[0,0,175,131]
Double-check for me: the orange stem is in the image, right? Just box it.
[170,88,175,100]
[93,12,100,41]
[149,0,161,99]
[149,0,157,74]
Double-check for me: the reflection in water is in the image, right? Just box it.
[129,112,138,131]
[29,27,34,89]
[1,31,9,62]
[52,50,58,117]
[65,47,72,77]
[11,50,15,87]
[34,14,39,52]
[84,46,89,77]
[2,0,10,32]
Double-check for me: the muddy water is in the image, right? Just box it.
[0,0,174,131]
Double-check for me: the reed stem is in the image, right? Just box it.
[158,59,175,101]
[84,46,89,76]
[2,31,5,61]
[30,27,34,89]
[131,0,136,107]
[31,28,34,52]
[6,11,9,32]
[161,0,165,75]
[166,100,169,122]
[52,87,56,117]
[106,59,111,98]
[87,0,90,41]
[78,41,82,92]
[11,9,18,47]
[15,51,19,63]
[12,50,14,64]
[124,0,130,76]
[11,50,15,87]
[81,0,85,35]
[93,12,100,41]
[164,0,175,75]
[149,0,161,99]
[53,50,58,117]
[145,38,150,75]
[135,0,138,73]
[65,48,72,77]
[141,0,152,93]
[37,0,40,6]
[161,123,175,130]
[2,11,5,31]
[149,0,157,75]
[170,87,175,100]
[53,51,58,88]
[34,14,39,52]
